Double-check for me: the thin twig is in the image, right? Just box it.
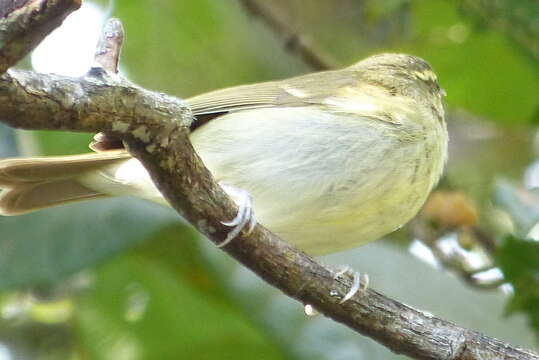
[91,18,125,149]
[238,0,334,71]
[94,18,124,73]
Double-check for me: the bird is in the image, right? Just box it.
[0,53,447,260]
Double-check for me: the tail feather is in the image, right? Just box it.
[0,179,109,216]
[0,151,130,186]
[0,151,131,215]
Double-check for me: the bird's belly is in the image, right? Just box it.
[191,107,440,255]
[247,159,432,255]
[269,178,430,255]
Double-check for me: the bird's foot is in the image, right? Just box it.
[217,183,257,248]
[333,265,369,304]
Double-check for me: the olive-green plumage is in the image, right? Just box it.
[0,53,447,255]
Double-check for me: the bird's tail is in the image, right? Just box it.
[0,151,131,215]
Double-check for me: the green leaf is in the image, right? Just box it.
[74,226,285,360]
[458,0,539,64]
[0,199,180,290]
[113,0,306,98]
[497,235,539,342]
[406,0,539,124]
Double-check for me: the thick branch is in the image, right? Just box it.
[0,0,81,73]
[0,68,537,360]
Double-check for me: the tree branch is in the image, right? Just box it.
[0,0,81,73]
[238,0,334,71]
[0,9,537,360]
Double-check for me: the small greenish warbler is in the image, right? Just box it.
[0,53,448,255]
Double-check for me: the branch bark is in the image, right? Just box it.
[93,17,123,73]
[0,0,81,73]
[0,6,537,360]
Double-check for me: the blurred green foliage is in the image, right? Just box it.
[458,0,539,63]
[494,179,539,345]
[1,0,539,359]
[498,235,539,343]
[0,198,179,289]
[75,226,285,360]
[409,1,538,124]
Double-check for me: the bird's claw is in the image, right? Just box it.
[217,184,257,248]
[333,266,369,304]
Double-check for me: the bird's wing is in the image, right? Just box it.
[186,68,356,116]
[91,68,359,149]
